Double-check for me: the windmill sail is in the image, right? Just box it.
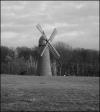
[40,28,59,58]
[36,24,44,34]
[48,42,60,59]
[49,28,57,42]
[40,44,48,56]
[36,24,60,58]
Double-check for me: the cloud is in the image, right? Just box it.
[1,31,19,47]
[1,31,18,39]
[55,31,84,41]
[1,1,99,50]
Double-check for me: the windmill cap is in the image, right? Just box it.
[39,35,47,46]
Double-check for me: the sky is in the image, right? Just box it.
[1,1,99,50]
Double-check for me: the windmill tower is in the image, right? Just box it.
[36,24,60,76]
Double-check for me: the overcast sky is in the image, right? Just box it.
[1,1,99,50]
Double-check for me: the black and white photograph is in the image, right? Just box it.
[1,1,99,112]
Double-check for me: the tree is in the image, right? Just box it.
[1,46,14,63]
[53,42,72,75]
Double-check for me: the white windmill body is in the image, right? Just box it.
[37,35,52,76]
[36,24,60,76]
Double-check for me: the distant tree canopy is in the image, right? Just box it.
[1,42,99,76]
[16,46,39,62]
[16,47,32,61]
[54,42,99,65]
[54,42,73,64]
[1,46,14,63]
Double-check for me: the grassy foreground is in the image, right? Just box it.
[1,74,99,111]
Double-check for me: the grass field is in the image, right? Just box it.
[1,74,99,111]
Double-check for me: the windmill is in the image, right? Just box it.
[36,24,60,76]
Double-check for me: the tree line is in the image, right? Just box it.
[1,42,99,77]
